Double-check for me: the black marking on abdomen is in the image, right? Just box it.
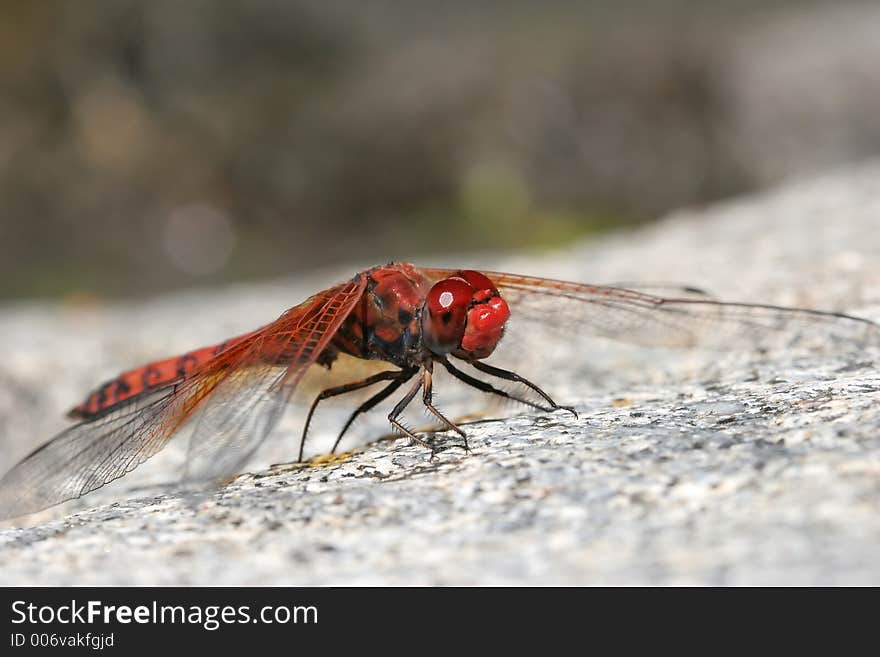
[142,365,162,389]
[94,375,132,412]
[94,382,108,412]
[176,353,199,378]
[114,377,131,396]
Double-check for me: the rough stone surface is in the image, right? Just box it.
[1,162,880,585]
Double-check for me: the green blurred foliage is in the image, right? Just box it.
[0,0,863,298]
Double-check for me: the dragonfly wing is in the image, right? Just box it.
[0,276,366,520]
[180,276,366,488]
[600,283,717,300]
[485,272,880,352]
[0,383,213,520]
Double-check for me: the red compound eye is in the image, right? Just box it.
[422,278,474,354]
[455,270,498,297]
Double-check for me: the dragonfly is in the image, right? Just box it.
[1,262,878,520]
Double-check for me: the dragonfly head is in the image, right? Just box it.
[421,270,510,360]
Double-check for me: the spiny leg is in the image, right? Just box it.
[440,357,557,413]
[330,369,417,453]
[420,361,469,452]
[467,360,578,418]
[387,373,435,452]
[299,369,405,462]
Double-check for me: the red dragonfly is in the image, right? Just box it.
[1,262,878,520]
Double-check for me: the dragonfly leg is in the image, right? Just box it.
[468,360,578,418]
[299,369,406,462]
[439,357,557,413]
[330,368,417,453]
[387,373,435,452]
[419,361,469,453]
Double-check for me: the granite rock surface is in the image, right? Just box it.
[1,163,879,585]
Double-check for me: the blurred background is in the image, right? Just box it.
[2,0,880,300]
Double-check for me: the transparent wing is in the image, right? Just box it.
[0,276,366,520]
[482,272,880,352]
[600,283,717,301]
[0,379,217,520]
[181,277,366,487]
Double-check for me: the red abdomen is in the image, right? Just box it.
[68,333,253,419]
